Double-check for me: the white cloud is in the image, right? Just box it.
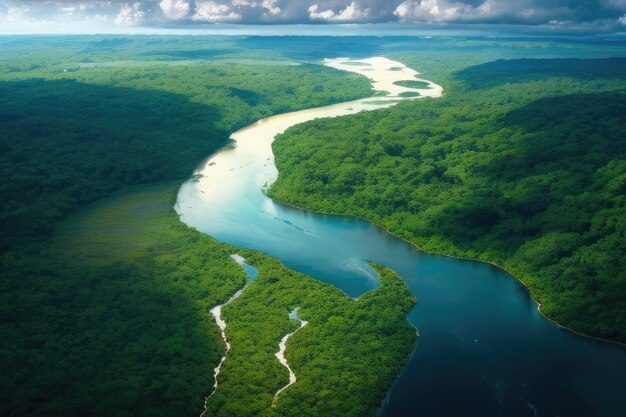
[114,2,145,25]
[603,0,626,7]
[262,0,281,16]
[60,6,77,15]
[1,0,626,32]
[3,5,30,22]
[232,0,256,6]
[159,0,190,19]
[308,1,369,22]
[394,0,479,22]
[230,0,281,16]
[56,2,101,16]
[192,1,242,22]
[392,0,626,25]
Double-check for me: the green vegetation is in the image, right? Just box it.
[212,260,415,417]
[0,42,371,251]
[0,36,415,417]
[393,80,431,89]
[269,57,626,343]
[0,184,247,417]
[4,34,626,417]
[0,183,415,417]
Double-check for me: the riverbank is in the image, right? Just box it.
[266,60,626,345]
[177,53,626,416]
[184,56,442,204]
[268,196,626,349]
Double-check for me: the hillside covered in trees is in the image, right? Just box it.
[270,57,626,343]
[3,34,626,417]
[1,184,415,417]
[0,36,415,417]
[0,36,371,252]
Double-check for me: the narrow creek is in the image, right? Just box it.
[199,254,257,417]
[272,308,308,407]
[178,57,626,417]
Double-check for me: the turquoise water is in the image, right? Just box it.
[176,55,626,416]
[178,167,626,417]
[240,262,258,280]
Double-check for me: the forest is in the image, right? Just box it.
[3,34,626,417]
[0,40,371,251]
[269,57,626,343]
[0,183,415,417]
[0,36,414,417]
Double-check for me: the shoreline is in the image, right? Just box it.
[176,54,625,416]
[185,56,443,203]
[266,196,626,348]
[177,55,442,414]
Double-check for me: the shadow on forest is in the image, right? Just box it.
[455,58,626,89]
[0,78,226,252]
[0,183,245,417]
[433,91,626,251]
[494,91,626,180]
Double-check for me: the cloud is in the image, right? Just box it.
[308,1,370,22]
[393,0,539,23]
[392,0,626,26]
[0,0,626,32]
[262,0,281,16]
[114,2,145,25]
[192,1,242,22]
[3,5,29,22]
[394,0,472,22]
[229,0,281,18]
[159,0,191,19]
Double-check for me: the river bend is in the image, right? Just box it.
[177,57,626,417]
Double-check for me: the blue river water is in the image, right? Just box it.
[178,174,626,417]
[176,59,626,417]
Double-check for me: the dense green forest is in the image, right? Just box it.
[0,36,414,417]
[270,57,626,343]
[0,183,415,417]
[3,34,626,417]
[0,44,370,251]
[212,260,415,417]
[0,184,246,416]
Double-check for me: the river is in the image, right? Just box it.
[176,57,626,417]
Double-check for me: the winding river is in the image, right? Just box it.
[273,308,308,407]
[199,254,258,417]
[177,57,626,417]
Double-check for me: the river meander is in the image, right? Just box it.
[176,57,626,417]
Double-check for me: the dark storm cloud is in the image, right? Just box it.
[1,0,625,31]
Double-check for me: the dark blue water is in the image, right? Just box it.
[178,174,626,417]
[176,54,626,416]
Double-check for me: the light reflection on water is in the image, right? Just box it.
[176,57,626,417]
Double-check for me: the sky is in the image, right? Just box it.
[1,0,626,34]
